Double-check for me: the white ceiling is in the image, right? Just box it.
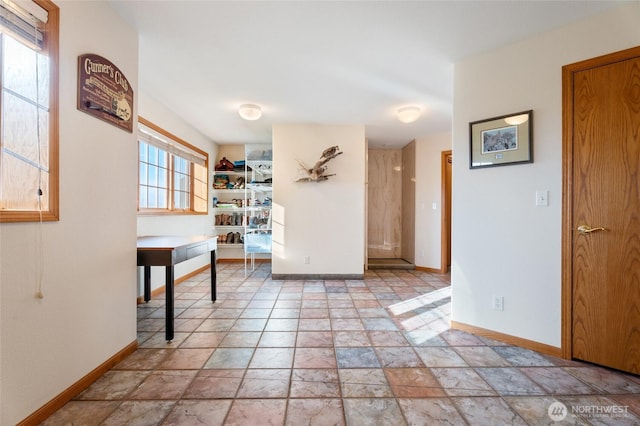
[110,0,628,148]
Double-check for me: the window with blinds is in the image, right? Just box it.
[0,0,59,223]
[138,117,208,214]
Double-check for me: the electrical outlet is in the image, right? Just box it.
[304,256,310,264]
[493,296,504,311]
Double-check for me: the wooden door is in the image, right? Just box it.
[401,141,416,263]
[564,47,640,374]
[441,151,452,272]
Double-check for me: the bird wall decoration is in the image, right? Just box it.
[296,146,343,182]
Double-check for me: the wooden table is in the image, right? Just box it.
[137,235,217,341]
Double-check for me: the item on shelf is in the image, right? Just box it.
[249,163,272,175]
[244,230,272,253]
[213,175,229,189]
[250,177,273,184]
[215,157,235,171]
[216,202,236,208]
[246,149,272,161]
[224,231,243,244]
[215,212,246,228]
[233,176,245,189]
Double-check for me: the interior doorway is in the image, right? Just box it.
[441,150,452,273]
[562,46,640,375]
[367,143,415,269]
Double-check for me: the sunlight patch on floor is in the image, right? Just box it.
[388,286,451,316]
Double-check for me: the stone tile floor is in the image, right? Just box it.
[43,263,640,425]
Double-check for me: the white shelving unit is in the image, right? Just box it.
[243,146,272,273]
[212,145,272,273]
[212,172,246,247]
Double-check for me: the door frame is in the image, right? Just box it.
[440,150,452,273]
[364,139,369,270]
[561,45,640,359]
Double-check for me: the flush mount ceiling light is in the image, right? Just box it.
[504,113,529,125]
[397,106,421,123]
[238,104,262,121]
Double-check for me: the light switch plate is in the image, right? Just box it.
[536,190,549,207]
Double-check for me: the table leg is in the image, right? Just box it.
[144,266,151,302]
[211,250,217,302]
[165,266,174,342]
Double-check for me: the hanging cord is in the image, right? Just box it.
[34,24,44,299]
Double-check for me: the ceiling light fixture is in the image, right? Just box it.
[238,104,262,121]
[397,106,420,123]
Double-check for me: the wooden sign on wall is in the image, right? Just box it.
[77,54,133,133]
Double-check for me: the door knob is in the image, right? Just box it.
[577,225,606,235]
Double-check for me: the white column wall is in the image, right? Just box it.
[414,132,452,270]
[272,124,365,277]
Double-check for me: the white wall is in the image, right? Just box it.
[272,124,365,276]
[137,92,217,294]
[451,3,640,347]
[414,132,451,270]
[0,2,138,423]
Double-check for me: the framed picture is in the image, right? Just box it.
[469,110,533,169]
[77,54,134,133]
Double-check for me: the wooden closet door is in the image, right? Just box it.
[570,51,640,374]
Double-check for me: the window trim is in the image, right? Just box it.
[137,116,209,216]
[0,0,59,223]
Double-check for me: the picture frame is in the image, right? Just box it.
[469,110,533,169]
